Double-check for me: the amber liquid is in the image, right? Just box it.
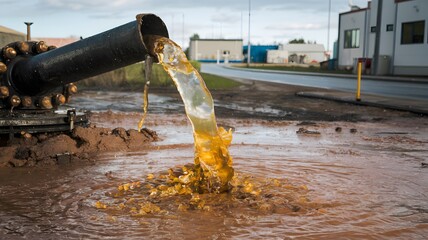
[137,82,150,132]
[152,36,234,193]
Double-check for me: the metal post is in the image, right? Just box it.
[356,61,362,101]
[24,22,33,41]
[372,0,383,75]
[247,0,251,67]
[182,13,185,47]
[327,0,331,53]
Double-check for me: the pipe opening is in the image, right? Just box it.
[139,14,169,62]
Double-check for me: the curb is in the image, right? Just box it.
[296,91,428,116]
[225,65,428,84]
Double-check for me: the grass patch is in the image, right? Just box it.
[200,73,241,90]
[78,61,240,90]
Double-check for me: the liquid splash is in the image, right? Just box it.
[151,36,234,193]
[138,55,153,132]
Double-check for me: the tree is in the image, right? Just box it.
[190,33,200,40]
[288,38,305,44]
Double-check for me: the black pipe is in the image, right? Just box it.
[11,14,168,96]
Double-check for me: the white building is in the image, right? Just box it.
[338,0,428,76]
[267,44,326,64]
[188,39,243,63]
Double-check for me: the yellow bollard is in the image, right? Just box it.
[356,61,362,101]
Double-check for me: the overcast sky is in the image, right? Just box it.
[1,0,369,50]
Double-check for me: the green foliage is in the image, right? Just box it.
[79,68,127,88]
[78,60,210,89]
[124,62,144,84]
[288,38,305,44]
[287,38,317,44]
[190,33,200,40]
[201,73,241,90]
[190,61,201,72]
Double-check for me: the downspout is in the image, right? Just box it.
[372,0,383,75]
[363,9,368,59]
[337,13,342,69]
[391,2,398,75]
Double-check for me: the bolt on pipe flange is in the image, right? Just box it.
[21,96,32,107]
[35,41,48,53]
[9,95,21,107]
[17,41,30,54]
[68,83,78,94]
[39,96,53,109]
[54,94,66,105]
[0,86,9,98]
[0,62,7,74]
[3,47,17,59]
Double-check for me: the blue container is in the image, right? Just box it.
[243,45,278,63]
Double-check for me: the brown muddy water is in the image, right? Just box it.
[1,91,428,239]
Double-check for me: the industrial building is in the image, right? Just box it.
[188,39,243,63]
[243,45,279,63]
[267,44,327,64]
[337,0,428,76]
[0,25,25,47]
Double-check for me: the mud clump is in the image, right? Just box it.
[296,127,321,135]
[0,126,158,168]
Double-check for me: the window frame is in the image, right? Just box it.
[401,20,425,44]
[344,28,360,49]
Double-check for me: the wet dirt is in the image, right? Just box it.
[0,125,157,168]
[1,81,427,239]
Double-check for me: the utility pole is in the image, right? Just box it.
[327,0,331,53]
[372,0,383,75]
[247,0,251,67]
[182,13,185,47]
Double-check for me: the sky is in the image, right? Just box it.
[0,0,370,51]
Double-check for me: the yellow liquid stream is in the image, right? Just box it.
[152,36,234,193]
[137,81,150,131]
[138,55,152,132]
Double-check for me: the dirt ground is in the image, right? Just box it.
[152,79,422,121]
[0,79,425,168]
[1,79,427,239]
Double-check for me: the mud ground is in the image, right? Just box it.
[0,79,425,168]
[1,80,427,239]
[152,79,422,121]
[0,126,158,168]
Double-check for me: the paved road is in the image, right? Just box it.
[201,64,428,101]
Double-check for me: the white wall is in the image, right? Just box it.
[338,10,368,68]
[267,50,288,63]
[394,0,428,68]
[306,52,327,63]
[189,40,243,62]
[338,0,428,75]
[378,0,396,57]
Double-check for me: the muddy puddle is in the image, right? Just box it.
[67,90,288,118]
[1,91,428,239]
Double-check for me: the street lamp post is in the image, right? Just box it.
[327,0,331,53]
[247,0,251,67]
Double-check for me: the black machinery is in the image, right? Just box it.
[0,14,168,139]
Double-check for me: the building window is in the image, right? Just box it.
[401,20,425,44]
[386,24,394,32]
[344,29,360,48]
[371,26,376,33]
